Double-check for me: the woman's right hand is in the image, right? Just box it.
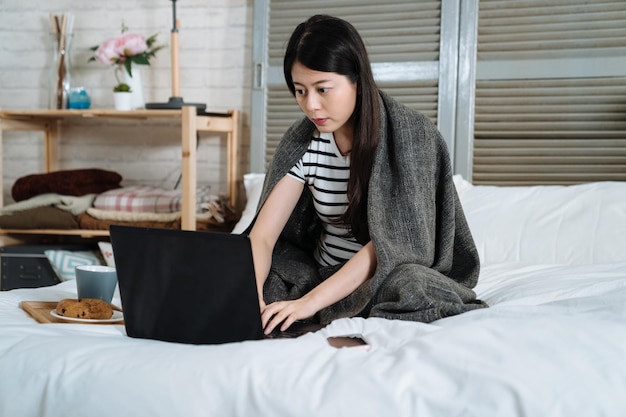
[260,296,319,335]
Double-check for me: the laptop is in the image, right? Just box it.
[109,225,322,344]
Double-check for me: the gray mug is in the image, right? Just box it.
[75,265,117,303]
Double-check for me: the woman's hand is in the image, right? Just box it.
[261,297,318,335]
[260,241,378,334]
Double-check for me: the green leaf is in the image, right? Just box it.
[145,33,159,48]
[131,55,150,66]
[124,60,133,77]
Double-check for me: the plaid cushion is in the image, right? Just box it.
[93,186,215,213]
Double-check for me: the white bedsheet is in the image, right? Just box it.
[1,262,625,417]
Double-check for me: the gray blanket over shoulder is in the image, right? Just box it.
[247,90,487,324]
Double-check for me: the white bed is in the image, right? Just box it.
[1,176,625,417]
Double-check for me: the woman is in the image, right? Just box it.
[248,15,486,335]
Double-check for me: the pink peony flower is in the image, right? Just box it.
[94,37,122,65]
[116,33,148,57]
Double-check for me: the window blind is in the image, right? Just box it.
[474,77,626,184]
[261,0,443,168]
[477,0,626,60]
[473,0,626,185]
[268,0,441,65]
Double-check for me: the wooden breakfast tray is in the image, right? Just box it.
[21,301,124,324]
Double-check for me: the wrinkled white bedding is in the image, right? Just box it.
[0,262,624,417]
[1,178,626,417]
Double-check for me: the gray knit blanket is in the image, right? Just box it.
[247,90,487,324]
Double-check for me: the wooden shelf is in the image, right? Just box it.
[0,229,110,238]
[0,107,241,237]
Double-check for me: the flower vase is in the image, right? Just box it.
[123,67,145,110]
[113,92,132,111]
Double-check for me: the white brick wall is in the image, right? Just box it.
[0,0,252,204]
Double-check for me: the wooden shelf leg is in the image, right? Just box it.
[181,106,197,230]
[0,118,3,208]
[227,110,241,209]
[44,120,60,173]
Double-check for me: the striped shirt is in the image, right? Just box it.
[287,131,363,266]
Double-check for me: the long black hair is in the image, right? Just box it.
[283,14,380,242]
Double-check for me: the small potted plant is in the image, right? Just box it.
[112,80,132,110]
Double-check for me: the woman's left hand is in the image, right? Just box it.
[260,297,317,335]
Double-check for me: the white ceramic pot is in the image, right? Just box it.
[113,92,132,111]
[123,66,145,109]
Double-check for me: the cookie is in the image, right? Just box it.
[55,298,113,320]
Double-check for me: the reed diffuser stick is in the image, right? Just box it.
[49,13,73,109]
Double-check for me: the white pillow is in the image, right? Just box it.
[231,173,265,234]
[455,176,626,265]
[231,174,626,265]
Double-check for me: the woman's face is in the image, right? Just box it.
[291,61,357,136]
